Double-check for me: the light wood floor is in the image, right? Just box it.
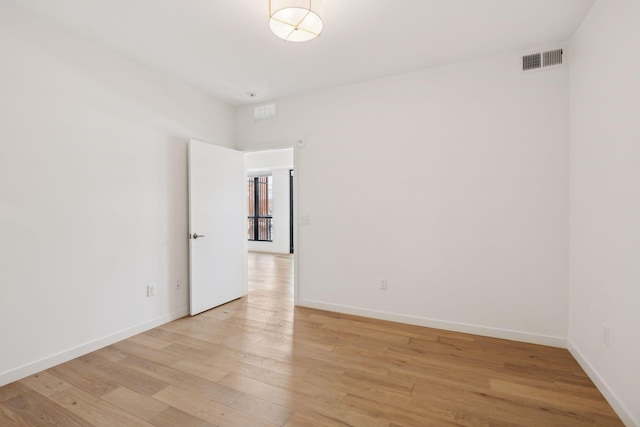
[0,252,623,426]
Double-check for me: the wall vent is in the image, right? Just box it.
[254,104,277,121]
[522,48,564,72]
[543,48,563,67]
[523,53,542,71]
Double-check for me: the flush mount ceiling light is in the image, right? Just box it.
[269,0,323,42]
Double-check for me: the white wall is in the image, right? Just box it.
[0,1,235,386]
[568,1,640,425]
[237,51,570,346]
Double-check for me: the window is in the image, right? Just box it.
[247,176,273,241]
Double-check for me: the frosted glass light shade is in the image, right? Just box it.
[269,0,323,42]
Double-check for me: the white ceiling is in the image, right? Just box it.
[11,0,595,106]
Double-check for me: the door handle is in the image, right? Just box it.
[191,233,206,239]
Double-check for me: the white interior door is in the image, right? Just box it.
[188,140,246,316]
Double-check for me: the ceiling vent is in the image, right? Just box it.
[522,48,564,72]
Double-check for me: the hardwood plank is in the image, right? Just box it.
[555,379,606,399]
[102,386,169,420]
[217,373,296,408]
[93,344,132,363]
[489,378,620,418]
[72,352,169,396]
[306,314,412,345]
[0,401,36,426]
[283,412,350,427]
[49,387,156,427]
[48,360,121,397]
[341,394,461,427]
[20,372,72,397]
[148,407,218,427]
[169,346,344,405]
[412,379,619,426]
[284,395,388,427]
[0,382,30,402]
[230,393,293,425]
[145,328,226,353]
[131,332,174,349]
[300,366,414,407]
[4,390,92,427]
[119,355,242,406]
[112,339,184,366]
[171,358,229,383]
[153,385,277,427]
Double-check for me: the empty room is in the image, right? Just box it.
[0,0,638,426]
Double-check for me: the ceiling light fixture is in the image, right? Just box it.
[269,0,323,42]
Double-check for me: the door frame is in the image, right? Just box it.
[243,145,299,305]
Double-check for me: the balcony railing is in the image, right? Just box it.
[248,216,273,241]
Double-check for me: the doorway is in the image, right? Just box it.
[244,148,296,300]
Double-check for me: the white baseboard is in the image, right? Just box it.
[568,341,638,427]
[298,299,567,348]
[0,307,189,388]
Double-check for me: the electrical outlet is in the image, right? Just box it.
[378,277,387,290]
[602,325,610,346]
[146,285,156,298]
[175,280,182,290]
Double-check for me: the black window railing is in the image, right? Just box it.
[247,216,273,241]
[247,176,273,241]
